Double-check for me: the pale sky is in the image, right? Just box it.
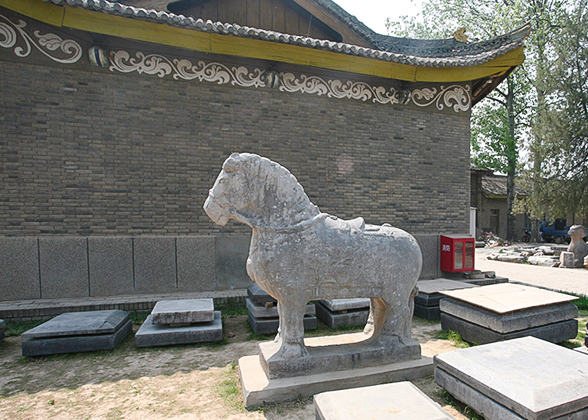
[332,0,422,35]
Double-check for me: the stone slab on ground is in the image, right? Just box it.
[458,276,508,286]
[247,313,317,335]
[259,332,421,379]
[434,336,588,419]
[151,299,214,325]
[440,313,578,345]
[315,302,369,328]
[414,304,441,321]
[319,299,370,312]
[440,298,578,333]
[239,352,433,408]
[415,279,479,307]
[22,310,130,339]
[134,312,222,348]
[440,283,578,314]
[246,298,315,319]
[22,311,132,356]
[247,283,277,306]
[0,319,4,340]
[314,381,455,420]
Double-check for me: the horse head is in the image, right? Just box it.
[204,153,319,231]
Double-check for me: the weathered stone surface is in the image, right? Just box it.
[247,283,277,306]
[215,235,251,290]
[413,304,441,321]
[440,313,577,344]
[415,279,478,307]
[528,255,560,267]
[239,352,434,408]
[567,225,588,268]
[248,313,317,335]
[246,298,315,319]
[176,236,216,292]
[22,319,132,356]
[205,153,422,369]
[135,312,222,347]
[315,302,369,328]
[560,251,575,268]
[314,382,455,420]
[88,237,134,297]
[440,283,578,314]
[434,337,588,419]
[0,319,5,341]
[151,299,214,325]
[21,310,132,356]
[259,332,421,379]
[133,237,177,293]
[458,276,508,286]
[22,310,131,338]
[319,299,370,312]
[0,238,40,301]
[39,237,89,299]
[440,298,578,333]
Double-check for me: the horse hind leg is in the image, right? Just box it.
[275,298,309,359]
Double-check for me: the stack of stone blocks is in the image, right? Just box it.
[414,279,479,321]
[247,284,316,334]
[21,310,132,356]
[135,298,222,347]
[435,336,588,419]
[315,298,370,328]
[439,283,578,344]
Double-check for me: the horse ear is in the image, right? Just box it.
[223,153,242,173]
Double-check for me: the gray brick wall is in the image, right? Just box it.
[0,60,471,238]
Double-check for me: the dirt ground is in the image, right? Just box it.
[0,313,475,420]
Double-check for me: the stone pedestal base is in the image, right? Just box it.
[239,353,433,408]
[259,332,421,379]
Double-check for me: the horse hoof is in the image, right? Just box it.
[276,344,308,359]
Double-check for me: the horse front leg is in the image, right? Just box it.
[275,298,308,359]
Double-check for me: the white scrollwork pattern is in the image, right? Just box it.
[110,50,265,88]
[0,14,82,63]
[411,85,471,112]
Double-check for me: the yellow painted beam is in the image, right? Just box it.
[0,0,525,83]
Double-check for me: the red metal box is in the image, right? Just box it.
[440,235,475,272]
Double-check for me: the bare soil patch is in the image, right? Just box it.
[0,314,471,420]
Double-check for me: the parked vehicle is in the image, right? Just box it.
[521,228,531,243]
[539,220,570,244]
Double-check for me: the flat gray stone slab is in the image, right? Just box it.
[459,276,508,286]
[314,381,455,420]
[440,298,578,333]
[246,298,315,319]
[135,312,222,348]
[414,304,441,321]
[315,302,369,328]
[434,337,588,419]
[320,299,370,312]
[22,318,132,356]
[248,313,317,335]
[240,352,433,408]
[247,283,277,306]
[22,310,130,339]
[417,278,479,295]
[151,299,214,325]
[441,313,578,345]
[440,283,577,314]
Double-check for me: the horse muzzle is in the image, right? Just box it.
[204,195,229,226]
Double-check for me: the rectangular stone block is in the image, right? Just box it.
[434,337,588,419]
[440,298,578,333]
[39,237,89,299]
[246,298,315,319]
[88,237,134,297]
[151,299,214,325]
[415,279,478,307]
[134,312,222,347]
[440,313,578,345]
[247,283,277,305]
[413,303,440,321]
[314,382,455,420]
[248,313,317,335]
[458,276,509,286]
[315,302,369,328]
[320,299,370,312]
[414,234,440,279]
[176,236,215,292]
[215,235,251,290]
[0,237,40,301]
[133,237,177,294]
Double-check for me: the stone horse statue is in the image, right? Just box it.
[567,225,588,268]
[204,153,423,360]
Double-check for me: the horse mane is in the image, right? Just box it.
[223,153,319,226]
